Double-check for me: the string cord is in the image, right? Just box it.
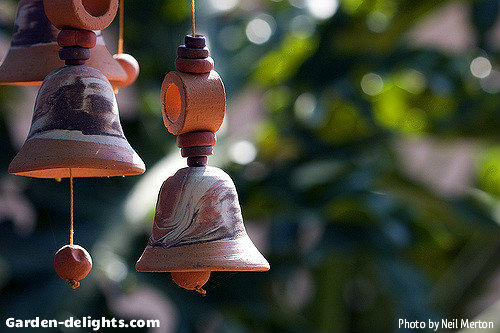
[69,168,74,246]
[191,0,195,37]
[118,0,124,54]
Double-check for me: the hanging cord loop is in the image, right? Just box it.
[69,168,74,246]
[118,0,124,54]
[191,0,195,36]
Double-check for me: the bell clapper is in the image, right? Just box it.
[171,271,211,296]
[112,0,140,93]
[53,169,92,289]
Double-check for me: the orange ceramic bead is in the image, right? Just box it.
[58,29,96,48]
[75,29,97,48]
[175,57,214,74]
[113,53,140,88]
[181,146,213,158]
[44,0,118,31]
[177,45,210,59]
[160,70,226,135]
[176,131,216,148]
[54,244,92,289]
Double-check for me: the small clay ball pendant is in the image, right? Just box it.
[171,271,211,296]
[54,245,92,289]
[113,53,140,88]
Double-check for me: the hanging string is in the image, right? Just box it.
[69,168,74,247]
[191,0,195,37]
[118,0,124,54]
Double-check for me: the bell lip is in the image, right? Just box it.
[135,237,270,273]
[0,42,127,87]
[9,138,145,178]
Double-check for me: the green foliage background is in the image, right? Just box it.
[1,0,500,332]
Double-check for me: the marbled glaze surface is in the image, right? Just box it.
[27,66,131,148]
[11,0,58,47]
[149,167,246,249]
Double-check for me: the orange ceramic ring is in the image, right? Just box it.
[160,70,226,135]
[44,0,118,31]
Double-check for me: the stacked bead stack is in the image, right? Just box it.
[161,34,226,167]
[57,29,97,66]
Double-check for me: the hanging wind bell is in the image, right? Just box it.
[0,0,137,88]
[136,0,270,295]
[8,0,145,289]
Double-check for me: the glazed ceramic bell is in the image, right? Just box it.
[136,167,270,289]
[8,65,145,178]
[0,0,127,86]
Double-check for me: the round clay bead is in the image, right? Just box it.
[181,146,213,158]
[187,156,208,167]
[58,29,97,48]
[185,34,206,48]
[113,53,140,88]
[171,271,210,295]
[175,57,214,74]
[161,70,226,135]
[177,45,209,59]
[54,244,92,288]
[59,46,91,61]
[176,131,216,148]
[44,0,118,31]
[76,29,97,48]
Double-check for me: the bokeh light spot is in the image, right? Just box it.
[229,140,258,165]
[361,73,384,96]
[366,11,389,33]
[246,16,275,44]
[294,93,317,121]
[306,0,339,20]
[470,57,492,79]
[208,0,239,12]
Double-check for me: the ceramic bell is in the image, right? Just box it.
[8,65,145,178]
[0,0,127,86]
[136,167,270,291]
[136,34,269,294]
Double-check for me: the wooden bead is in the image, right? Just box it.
[44,0,118,31]
[181,146,213,158]
[187,156,208,167]
[175,57,214,74]
[161,70,225,135]
[59,46,90,61]
[58,29,97,48]
[177,45,209,59]
[185,34,206,48]
[177,132,216,148]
